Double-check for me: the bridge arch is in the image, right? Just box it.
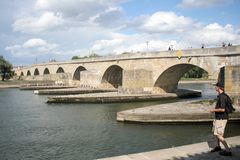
[101,65,123,88]
[56,67,64,73]
[43,68,50,75]
[34,69,40,75]
[154,64,208,93]
[27,70,31,76]
[73,66,86,81]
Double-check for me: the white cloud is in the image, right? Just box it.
[187,23,240,46]
[91,38,124,53]
[13,0,127,33]
[13,11,63,33]
[178,0,231,8]
[23,38,47,48]
[89,21,240,55]
[91,7,126,28]
[90,33,182,55]
[132,12,194,33]
[5,38,58,57]
[35,0,126,19]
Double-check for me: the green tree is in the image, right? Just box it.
[49,59,57,62]
[183,67,208,79]
[71,56,82,60]
[0,56,13,81]
[89,52,101,58]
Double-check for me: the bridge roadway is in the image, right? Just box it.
[15,45,240,94]
[98,136,240,160]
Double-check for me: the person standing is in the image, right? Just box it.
[210,82,232,156]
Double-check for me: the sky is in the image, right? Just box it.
[0,0,240,66]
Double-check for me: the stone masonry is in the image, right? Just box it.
[14,45,240,94]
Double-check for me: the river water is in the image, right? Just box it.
[0,83,240,160]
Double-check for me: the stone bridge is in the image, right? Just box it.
[15,45,240,93]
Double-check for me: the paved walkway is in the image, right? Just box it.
[98,136,240,160]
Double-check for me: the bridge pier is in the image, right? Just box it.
[122,69,153,94]
[225,65,240,105]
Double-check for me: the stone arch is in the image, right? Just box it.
[154,64,208,93]
[20,72,24,76]
[43,68,50,75]
[56,67,64,73]
[101,65,123,88]
[73,66,86,81]
[34,68,39,75]
[27,70,31,76]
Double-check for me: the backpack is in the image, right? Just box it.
[224,93,236,114]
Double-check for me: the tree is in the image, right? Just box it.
[183,66,208,79]
[71,56,82,60]
[89,52,101,58]
[49,59,57,62]
[0,56,13,81]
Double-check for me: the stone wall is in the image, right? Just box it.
[121,69,153,93]
[225,65,240,105]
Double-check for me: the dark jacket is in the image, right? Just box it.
[215,92,229,120]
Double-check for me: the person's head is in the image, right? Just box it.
[215,82,224,93]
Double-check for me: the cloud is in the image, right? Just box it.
[5,38,58,57]
[178,0,231,8]
[12,11,63,33]
[131,11,194,33]
[13,0,127,33]
[91,7,126,28]
[187,23,240,46]
[23,38,48,48]
[89,22,240,55]
[35,0,126,19]
[89,33,181,55]
[91,38,124,54]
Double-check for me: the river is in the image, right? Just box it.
[0,83,240,160]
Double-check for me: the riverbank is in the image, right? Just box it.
[98,136,240,160]
[117,100,240,123]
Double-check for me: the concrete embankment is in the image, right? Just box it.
[46,89,201,103]
[20,85,76,90]
[47,92,177,103]
[117,100,240,123]
[98,136,240,160]
[35,88,117,95]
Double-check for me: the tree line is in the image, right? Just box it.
[0,56,13,81]
[183,66,208,79]
[71,53,101,60]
